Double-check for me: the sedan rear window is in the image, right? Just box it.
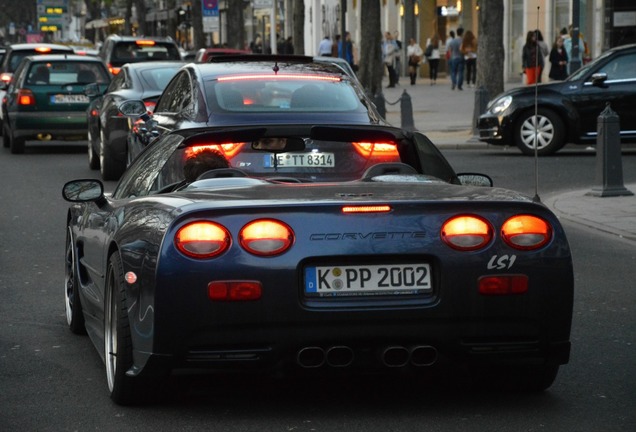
[112,42,181,63]
[8,48,73,72]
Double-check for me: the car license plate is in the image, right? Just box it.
[304,263,432,297]
[264,152,334,168]
[51,94,89,104]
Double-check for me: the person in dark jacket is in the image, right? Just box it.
[548,35,569,81]
[522,31,544,85]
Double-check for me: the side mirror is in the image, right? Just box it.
[84,82,100,97]
[457,173,493,187]
[590,72,608,88]
[62,179,104,202]
[118,99,148,117]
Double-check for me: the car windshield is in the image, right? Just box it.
[206,74,363,113]
[26,61,109,85]
[112,41,180,62]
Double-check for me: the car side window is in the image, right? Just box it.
[107,70,126,92]
[155,71,193,116]
[597,53,636,82]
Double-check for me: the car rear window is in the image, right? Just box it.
[139,66,181,91]
[8,48,73,72]
[26,61,110,85]
[209,75,364,113]
[112,41,180,63]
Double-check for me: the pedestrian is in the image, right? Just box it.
[548,35,569,81]
[535,30,549,82]
[444,30,455,62]
[562,24,588,74]
[447,27,465,90]
[461,30,477,87]
[424,33,441,85]
[338,32,355,68]
[406,38,423,85]
[331,35,341,57]
[318,35,332,56]
[522,30,544,85]
[382,31,399,88]
[394,31,403,85]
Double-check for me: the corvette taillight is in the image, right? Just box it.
[353,142,399,158]
[442,215,493,251]
[239,219,294,256]
[501,215,552,250]
[175,221,231,258]
[185,143,245,159]
[18,89,36,106]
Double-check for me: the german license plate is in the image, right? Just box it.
[264,152,334,168]
[304,263,432,297]
[51,94,89,104]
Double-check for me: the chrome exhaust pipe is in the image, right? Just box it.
[381,346,410,367]
[326,346,354,367]
[296,347,325,368]
[410,345,438,367]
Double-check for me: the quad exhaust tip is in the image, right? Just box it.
[297,345,437,368]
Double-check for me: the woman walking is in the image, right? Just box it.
[522,31,544,85]
[425,33,441,85]
[406,38,424,85]
[461,30,477,87]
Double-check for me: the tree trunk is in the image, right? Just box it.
[358,0,383,96]
[191,0,206,50]
[135,0,147,35]
[292,0,305,55]
[476,0,505,100]
[226,0,245,50]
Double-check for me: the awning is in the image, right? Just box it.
[85,19,108,29]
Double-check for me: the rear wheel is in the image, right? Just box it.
[64,228,86,334]
[87,129,100,170]
[514,109,565,156]
[99,129,125,181]
[105,253,154,405]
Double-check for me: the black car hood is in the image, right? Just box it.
[499,80,571,99]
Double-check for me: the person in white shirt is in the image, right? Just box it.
[406,38,424,85]
[318,36,333,56]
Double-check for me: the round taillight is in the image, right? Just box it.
[441,215,493,251]
[239,219,294,256]
[175,221,231,258]
[501,215,552,250]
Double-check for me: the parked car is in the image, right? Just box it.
[193,47,251,62]
[1,54,110,153]
[477,43,636,155]
[0,43,75,130]
[63,117,574,405]
[118,55,386,182]
[85,61,184,179]
[98,35,181,75]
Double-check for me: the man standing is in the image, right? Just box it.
[447,27,465,90]
[318,35,333,56]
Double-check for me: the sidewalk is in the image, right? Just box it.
[379,75,636,244]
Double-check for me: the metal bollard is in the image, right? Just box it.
[372,91,386,119]
[473,86,490,136]
[586,103,633,197]
[400,90,415,131]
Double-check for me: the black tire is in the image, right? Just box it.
[87,129,100,170]
[99,129,125,181]
[514,109,565,156]
[2,119,10,148]
[105,253,155,405]
[7,122,25,154]
[65,228,86,334]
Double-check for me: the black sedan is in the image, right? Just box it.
[85,61,183,179]
[122,55,385,176]
[478,43,636,155]
[63,113,573,404]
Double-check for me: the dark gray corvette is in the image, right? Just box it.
[63,123,573,405]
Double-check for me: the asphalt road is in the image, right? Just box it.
[1,142,635,431]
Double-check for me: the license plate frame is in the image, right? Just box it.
[304,263,432,297]
[264,152,335,168]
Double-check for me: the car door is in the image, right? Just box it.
[570,51,636,141]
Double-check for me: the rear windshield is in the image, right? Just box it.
[8,48,73,72]
[139,66,181,91]
[208,75,364,113]
[26,61,109,85]
[111,41,180,63]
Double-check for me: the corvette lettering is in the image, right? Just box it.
[310,232,426,240]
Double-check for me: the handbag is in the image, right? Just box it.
[410,55,421,64]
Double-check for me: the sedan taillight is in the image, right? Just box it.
[175,221,231,258]
[18,89,36,106]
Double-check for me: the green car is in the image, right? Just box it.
[1,54,110,154]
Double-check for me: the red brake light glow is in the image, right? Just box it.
[239,219,294,256]
[342,205,391,214]
[501,215,552,250]
[143,101,157,113]
[18,89,36,106]
[185,143,245,159]
[217,74,341,83]
[108,64,121,75]
[208,281,262,301]
[478,275,529,295]
[175,221,231,258]
[353,142,399,158]
[1,73,12,83]
[34,47,52,53]
[135,40,156,46]
[442,215,493,251]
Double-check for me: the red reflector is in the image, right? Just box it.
[208,281,262,301]
[478,275,528,295]
[342,205,391,214]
